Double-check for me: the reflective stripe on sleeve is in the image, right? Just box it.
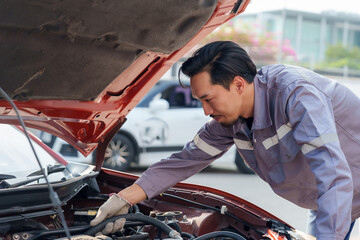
[193,134,222,156]
[277,122,292,138]
[301,133,339,155]
[262,122,292,150]
[262,135,279,150]
[234,139,254,150]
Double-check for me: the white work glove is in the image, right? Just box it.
[90,194,131,235]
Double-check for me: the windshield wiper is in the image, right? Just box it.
[8,175,49,188]
[27,164,66,177]
[0,165,66,189]
[4,171,65,188]
[0,174,16,189]
[0,174,16,181]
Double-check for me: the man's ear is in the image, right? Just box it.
[233,76,245,92]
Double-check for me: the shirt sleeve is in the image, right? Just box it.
[285,82,353,240]
[135,119,234,199]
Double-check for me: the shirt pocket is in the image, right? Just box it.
[260,123,299,165]
[278,133,300,162]
[258,126,300,185]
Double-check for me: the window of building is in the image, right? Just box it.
[301,19,321,61]
[284,17,297,44]
[352,30,360,48]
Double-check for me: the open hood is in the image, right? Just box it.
[0,0,249,169]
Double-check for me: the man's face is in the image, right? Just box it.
[190,71,253,127]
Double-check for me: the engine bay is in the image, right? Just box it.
[0,168,306,240]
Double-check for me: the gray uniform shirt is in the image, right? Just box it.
[136,64,360,240]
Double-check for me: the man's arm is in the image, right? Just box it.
[118,183,147,204]
[135,120,235,199]
[285,82,353,240]
[91,120,234,231]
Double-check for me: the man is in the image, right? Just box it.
[90,41,360,239]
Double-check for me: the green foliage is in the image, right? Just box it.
[324,44,360,69]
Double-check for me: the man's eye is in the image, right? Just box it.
[205,99,211,103]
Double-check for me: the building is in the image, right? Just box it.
[240,9,360,65]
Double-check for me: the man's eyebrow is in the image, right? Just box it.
[193,94,208,100]
[199,94,208,99]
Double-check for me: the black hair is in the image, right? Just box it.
[179,41,257,89]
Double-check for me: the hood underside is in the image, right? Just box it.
[0,0,249,168]
[1,0,219,101]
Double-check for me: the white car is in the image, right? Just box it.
[103,79,254,173]
[37,131,93,164]
[38,79,254,174]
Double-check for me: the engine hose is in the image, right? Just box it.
[157,221,182,239]
[181,232,195,240]
[85,213,182,239]
[193,231,246,240]
[132,204,140,213]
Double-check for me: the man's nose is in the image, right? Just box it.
[202,102,213,116]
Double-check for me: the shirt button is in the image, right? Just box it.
[286,154,291,159]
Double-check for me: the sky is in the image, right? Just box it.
[244,0,359,15]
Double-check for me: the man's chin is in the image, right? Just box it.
[220,120,236,127]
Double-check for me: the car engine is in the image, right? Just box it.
[0,169,304,240]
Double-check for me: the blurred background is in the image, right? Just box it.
[174,0,360,85]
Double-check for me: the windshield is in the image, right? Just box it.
[0,125,59,178]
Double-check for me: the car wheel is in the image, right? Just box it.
[103,133,136,171]
[235,152,254,174]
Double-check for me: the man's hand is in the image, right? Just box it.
[90,194,130,235]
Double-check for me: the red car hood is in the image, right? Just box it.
[0,0,249,169]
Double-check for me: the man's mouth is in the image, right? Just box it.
[210,114,221,121]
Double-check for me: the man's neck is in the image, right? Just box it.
[245,117,253,130]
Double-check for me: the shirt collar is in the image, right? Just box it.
[251,72,272,130]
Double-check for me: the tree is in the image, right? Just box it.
[322,44,360,70]
[200,19,297,65]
